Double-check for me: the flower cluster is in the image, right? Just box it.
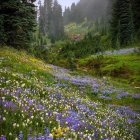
[0,54,140,139]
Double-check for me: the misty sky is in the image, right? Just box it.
[58,0,79,9]
[36,0,80,11]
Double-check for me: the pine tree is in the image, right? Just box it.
[38,0,64,41]
[44,0,53,35]
[39,0,46,35]
[0,14,5,44]
[110,0,121,47]
[110,0,134,47]
[39,0,53,36]
[0,0,36,48]
[119,0,134,45]
[70,3,76,22]
[63,7,71,25]
[132,0,140,37]
[50,0,64,41]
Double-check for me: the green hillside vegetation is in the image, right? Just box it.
[65,21,91,39]
[0,0,140,139]
[78,54,140,87]
[0,47,140,139]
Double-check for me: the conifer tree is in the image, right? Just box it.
[63,7,71,25]
[119,0,134,45]
[39,0,53,36]
[110,0,134,47]
[51,0,64,40]
[39,0,46,35]
[0,0,36,48]
[39,0,64,41]
[44,0,53,35]
[132,0,140,37]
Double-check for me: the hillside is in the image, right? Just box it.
[0,47,140,139]
[78,51,140,87]
[1,0,140,139]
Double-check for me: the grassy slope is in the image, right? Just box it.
[64,22,140,88]
[0,47,54,85]
[0,47,55,139]
[71,54,140,112]
[0,47,140,139]
[78,54,140,88]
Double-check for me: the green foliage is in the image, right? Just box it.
[0,0,36,49]
[1,47,139,139]
[65,21,91,38]
[58,32,108,59]
[78,54,140,86]
[110,0,138,47]
[48,20,112,69]
[132,0,140,39]
[29,29,50,61]
[0,15,6,44]
[67,52,76,70]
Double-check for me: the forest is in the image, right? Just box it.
[0,0,140,139]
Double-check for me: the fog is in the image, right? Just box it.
[35,0,80,11]
[77,0,111,20]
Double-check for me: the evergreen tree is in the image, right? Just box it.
[38,0,64,41]
[44,0,53,36]
[39,0,46,35]
[51,0,64,40]
[132,0,140,37]
[39,0,53,36]
[119,0,134,45]
[0,0,36,48]
[70,3,76,22]
[63,7,71,25]
[110,0,134,47]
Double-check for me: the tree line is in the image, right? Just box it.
[38,0,64,42]
[63,0,140,47]
[0,0,140,50]
[0,0,64,49]
[63,0,111,25]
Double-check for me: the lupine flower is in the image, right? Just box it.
[0,135,6,140]
[18,131,23,140]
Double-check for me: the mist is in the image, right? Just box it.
[63,0,112,24]
[78,0,110,19]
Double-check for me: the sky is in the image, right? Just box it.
[58,0,80,10]
[36,0,80,11]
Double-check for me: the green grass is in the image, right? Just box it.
[0,47,55,86]
[0,46,140,139]
[85,85,140,113]
[78,53,140,89]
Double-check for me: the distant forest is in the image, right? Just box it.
[63,0,113,24]
[62,0,140,47]
[0,0,140,50]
